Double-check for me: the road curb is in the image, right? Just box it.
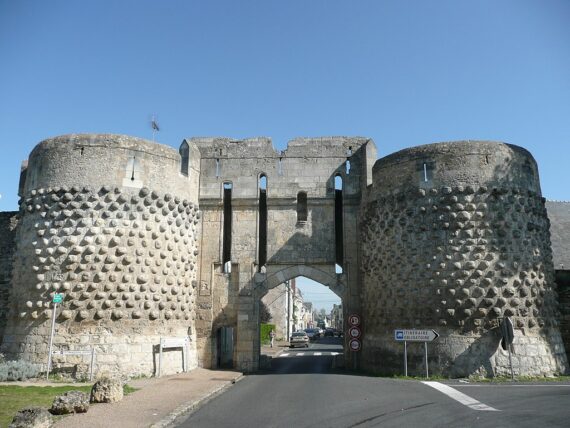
[151,373,244,428]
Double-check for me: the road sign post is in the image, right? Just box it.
[394,329,439,378]
[46,294,64,380]
[404,340,408,377]
[348,314,362,370]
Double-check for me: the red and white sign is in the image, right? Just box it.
[348,314,361,327]
[349,338,361,352]
[348,326,361,339]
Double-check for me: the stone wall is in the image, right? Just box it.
[360,141,568,376]
[192,136,375,370]
[1,135,201,377]
[0,212,18,343]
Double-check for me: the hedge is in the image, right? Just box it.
[260,323,276,345]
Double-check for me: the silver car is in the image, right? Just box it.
[289,331,310,348]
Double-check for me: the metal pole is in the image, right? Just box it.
[158,339,163,377]
[508,344,514,380]
[404,341,408,377]
[46,302,58,381]
[89,348,95,381]
[424,342,429,379]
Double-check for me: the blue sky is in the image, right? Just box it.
[1,1,569,309]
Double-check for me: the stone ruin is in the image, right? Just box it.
[0,134,568,378]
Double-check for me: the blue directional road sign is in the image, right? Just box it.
[394,329,439,342]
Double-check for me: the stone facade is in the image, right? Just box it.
[546,201,570,364]
[360,142,567,376]
[1,135,200,377]
[0,212,19,343]
[0,134,568,378]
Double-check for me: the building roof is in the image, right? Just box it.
[546,201,570,270]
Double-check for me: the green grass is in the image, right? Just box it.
[471,375,570,383]
[0,385,92,428]
[0,384,138,428]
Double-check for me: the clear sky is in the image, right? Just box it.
[296,277,341,313]
[1,1,569,308]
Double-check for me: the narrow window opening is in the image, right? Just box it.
[335,264,343,274]
[258,175,268,272]
[278,157,283,176]
[346,159,351,175]
[346,146,353,156]
[423,163,428,182]
[335,175,344,267]
[222,182,232,270]
[131,156,136,181]
[216,159,220,177]
[179,142,189,176]
[80,147,84,156]
[297,191,307,223]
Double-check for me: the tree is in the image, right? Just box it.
[319,308,327,318]
[260,301,272,323]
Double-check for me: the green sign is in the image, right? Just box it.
[52,294,64,304]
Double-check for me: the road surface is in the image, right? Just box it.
[175,337,570,427]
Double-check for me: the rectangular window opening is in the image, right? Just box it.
[222,183,232,268]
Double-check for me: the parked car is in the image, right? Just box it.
[324,328,335,337]
[289,331,310,348]
[305,328,320,340]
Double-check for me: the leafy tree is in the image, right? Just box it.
[260,301,272,323]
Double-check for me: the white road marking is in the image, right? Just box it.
[422,381,499,412]
[280,353,290,357]
[314,352,322,356]
[296,352,305,356]
[331,352,340,356]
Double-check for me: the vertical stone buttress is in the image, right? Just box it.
[360,141,568,377]
[0,134,201,377]
[0,212,19,343]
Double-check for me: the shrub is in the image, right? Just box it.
[0,359,42,381]
[260,323,276,345]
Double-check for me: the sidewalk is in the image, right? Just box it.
[53,368,242,428]
[260,340,288,358]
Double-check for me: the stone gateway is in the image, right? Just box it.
[0,134,568,378]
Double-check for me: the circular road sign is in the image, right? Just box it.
[348,326,361,339]
[349,338,361,352]
[348,314,361,327]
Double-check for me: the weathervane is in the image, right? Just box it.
[150,115,160,142]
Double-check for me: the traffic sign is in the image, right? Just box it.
[394,329,439,342]
[349,338,361,351]
[348,326,361,339]
[348,314,361,327]
[52,294,64,304]
[500,317,514,350]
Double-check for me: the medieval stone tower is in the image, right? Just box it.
[0,134,567,378]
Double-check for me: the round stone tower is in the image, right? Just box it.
[360,141,568,377]
[1,134,200,377]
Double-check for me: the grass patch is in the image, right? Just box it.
[0,383,138,427]
[0,385,91,428]
[470,375,570,383]
[123,384,138,395]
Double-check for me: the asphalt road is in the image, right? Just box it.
[175,337,570,428]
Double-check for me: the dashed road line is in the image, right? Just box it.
[277,351,340,358]
[422,381,499,412]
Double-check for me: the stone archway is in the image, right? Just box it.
[255,265,345,298]
[253,265,346,369]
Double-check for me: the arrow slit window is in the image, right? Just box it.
[297,191,307,223]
